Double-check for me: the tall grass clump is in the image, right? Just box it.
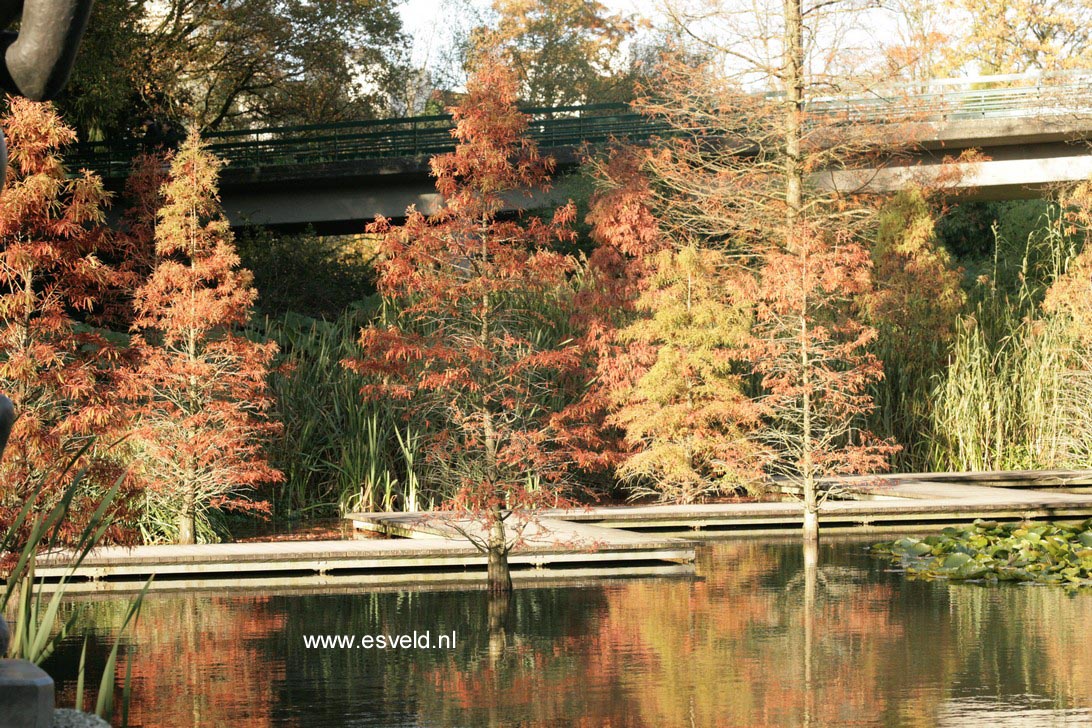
[257,306,436,517]
[866,189,965,470]
[1,448,150,725]
[927,206,1092,471]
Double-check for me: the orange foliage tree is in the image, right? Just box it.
[619,0,915,536]
[104,152,169,330]
[124,130,281,544]
[608,243,765,503]
[344,58,587,592]
[749,225,897,541]
[0,98,130,536]
[547,147,666,488]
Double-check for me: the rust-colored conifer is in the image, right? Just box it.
[126,131,281,544]
[0,98,129,539]
[345,58,585,593]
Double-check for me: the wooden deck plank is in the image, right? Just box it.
[845,469,1092,486]
[841,480,1092,502]
[42,563,698,595]
[351,512,666,547]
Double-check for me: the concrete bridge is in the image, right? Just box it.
[69,71,1092,234]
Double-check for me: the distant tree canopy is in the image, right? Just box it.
[470,0,642,106]
[943,0,1092,73]
[55,0,408,139]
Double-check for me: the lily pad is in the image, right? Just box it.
[871,518,1092,590]
[942,552,973,569]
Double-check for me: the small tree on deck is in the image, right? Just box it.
[749,224,897,542]
[345,58,584,593]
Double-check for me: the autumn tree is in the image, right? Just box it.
[125,130,281,544]
[941,0,1092,74]
[0,98,129,535]
[875,0,959,84]
[749,225,897,542]
[608,244,764,503]
[470,0,641,106]
[345,58,585,593]
[544,147,666,488]
[581,149,769,504]
[90,151,170,332]
[868,190,965,356]
[866,0,1092,80]
[635,0,913,540]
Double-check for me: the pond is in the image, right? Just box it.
[49,537,1092,727]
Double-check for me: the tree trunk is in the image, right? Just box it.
[802,499,819,545]
[0,394,14,463]
[177,487,196,545]
[783,0,805,226]
[802,537,818,726]
[486,504,512,594]
[487,586,511,666]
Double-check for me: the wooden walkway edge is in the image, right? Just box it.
[34,469,1092,594]
[36,518,697,594]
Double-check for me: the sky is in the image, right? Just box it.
[397,0,652,70]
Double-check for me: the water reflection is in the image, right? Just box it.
[50,539,1092,727]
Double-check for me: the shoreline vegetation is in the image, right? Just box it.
[4,97,1092,544]
[2,64,1092,587]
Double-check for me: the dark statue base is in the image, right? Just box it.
[0,659,54,728]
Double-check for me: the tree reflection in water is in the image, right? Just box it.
[50,540,1092,727]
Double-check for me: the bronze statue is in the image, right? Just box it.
[0,0,94,185]
[0,394,11,462]
[0,0,94,461]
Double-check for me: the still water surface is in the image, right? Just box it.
[51,538,1092,727]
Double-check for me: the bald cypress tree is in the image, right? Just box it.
[126,131,281,544]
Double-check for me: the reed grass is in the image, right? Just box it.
[921,207,1092,472]
[872,201,1092,473]
[257,307,436,517]
[927,302,1092,472]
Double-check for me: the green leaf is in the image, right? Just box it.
[908,541,933,556]
[942,552,973,569]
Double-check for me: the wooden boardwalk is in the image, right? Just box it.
[37,517,696,594]
[351,470,1092,539]
[526,474,1092,536]
[35,469,1092,594]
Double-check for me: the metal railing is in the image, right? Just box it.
[67,103,669,179]
[66,71,1092,180]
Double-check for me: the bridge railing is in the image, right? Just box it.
[67,71,1092,180]
[812,70,1092,122]
[67,103,665,180]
